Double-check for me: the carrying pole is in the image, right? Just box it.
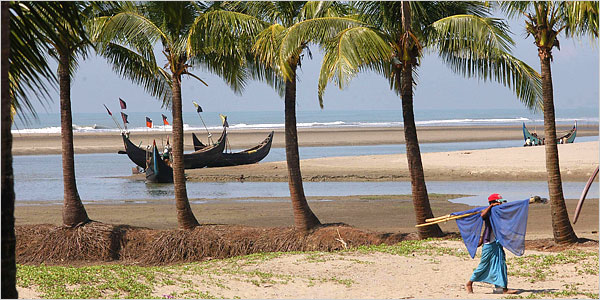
[416,196,547,228]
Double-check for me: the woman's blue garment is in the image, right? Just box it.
[469,241,508,288]
[453,199,530,258]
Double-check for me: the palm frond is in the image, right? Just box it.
[96,8,166,57]
[427,14,514,56]
[563,1,599,39]
[188,9,267,59]
[439,47,542,110]
[278,16,365,80]
[102,43,173,106]
[318,26,392,107]
[8,2,91,120]
[252,24,286,70]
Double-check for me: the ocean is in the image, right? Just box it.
[12,108,598,134]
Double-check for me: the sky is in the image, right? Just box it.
[25,12,600,116]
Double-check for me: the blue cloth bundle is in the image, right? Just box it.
[452,199,530,258]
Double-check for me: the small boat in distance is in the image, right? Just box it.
[192,131,274,167]
[522,122,577,146]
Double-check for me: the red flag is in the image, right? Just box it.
[162,114,170,126]
[121,112,129,124]
[119,98,127,109]
[103,104,112,116]
[146,117,152,128]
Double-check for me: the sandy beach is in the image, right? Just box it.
[14,196,599,299]
[11,124,598,155]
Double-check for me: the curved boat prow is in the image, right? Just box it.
[573,165,599,224]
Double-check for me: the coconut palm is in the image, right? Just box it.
[501,1,598,244]
[285,1,542,238]
[239,1,359,232]
[3,2,90,296]
[37,2,92,227]
[1,3,15,296]
[92,1,266,229]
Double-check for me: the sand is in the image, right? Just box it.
[11,124,598,155]
[16,239,599,299]
[14,196,599,240]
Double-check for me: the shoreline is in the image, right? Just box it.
[11,124,598,155]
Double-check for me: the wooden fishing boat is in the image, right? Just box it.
[145,141,173,183]
[120,128,227,169]
[522,122,577,146]
[192,131,274,167]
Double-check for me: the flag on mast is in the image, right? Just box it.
[121,112,129,124]
[193,101,203,113]
[146,117,153,128]
[219,114,229,128]
[103,104,112,116]
[119,98,127,109]
[162,114,170,126]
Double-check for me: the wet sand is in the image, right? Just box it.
[11,124,598,155]
[14,196,599,240]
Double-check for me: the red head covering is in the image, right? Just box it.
[488,193,503,203]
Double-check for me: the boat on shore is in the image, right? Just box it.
[192,131,274,167]
[145,140,173,183]
[522,122,577,146]
[120,128,227,170]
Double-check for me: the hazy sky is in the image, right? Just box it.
[28,14,599,115]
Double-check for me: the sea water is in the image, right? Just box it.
[13,136,598,206]
[12,108,598,134]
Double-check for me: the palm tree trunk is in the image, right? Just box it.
[285,62,320,232]
[1,2,18,297]
[400,1,443,239]
[171,74,199,229]
[538,48,577,244]
[398,69,443,239]
[59,50,89,227]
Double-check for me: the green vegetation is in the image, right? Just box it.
[17,241,598,299]
[354,239,467,258]
[507,250,598,282]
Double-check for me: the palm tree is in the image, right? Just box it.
[501,1,598,244]
[41,2,91,227]
[240,1,358,232]
[93,2,264,229]
[287,1,542,238]
[3,2,89,296]
[1,2,16,297]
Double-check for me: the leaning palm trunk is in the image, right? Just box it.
[400,1,442,238]
[59,51,89,227]
[285,63,321,232]
[539,49,577,244]
[1,2,18,297]
[398,67,443,238]
[171,74,199,229]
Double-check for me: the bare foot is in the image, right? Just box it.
[503,288,518,294]
[466,281,473,293]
